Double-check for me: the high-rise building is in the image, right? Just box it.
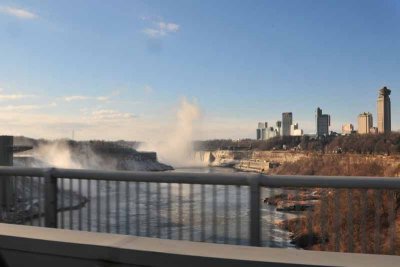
[258,122,268,129]
[341,123,354,135]
[256,128,262,140]
[290,123,303,136]
[357,112,373,134]
[256,122,278,140]
[276,121,282,136]
[266,127,279,139]
[282,112,292,136]
[370,127,378,134]
[377,86,391,134]
[256,122,267,140]
[315,107,330,136]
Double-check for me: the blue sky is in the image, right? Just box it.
[0,0,399,140]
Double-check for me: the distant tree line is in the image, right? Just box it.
[194,136,320,151]
[326,133,400,155]
[194,133,400,155]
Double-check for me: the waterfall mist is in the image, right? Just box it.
[140,98,205,168]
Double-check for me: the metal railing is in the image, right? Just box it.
[0,167,399,254]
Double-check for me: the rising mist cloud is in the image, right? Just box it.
[139,98,203,167]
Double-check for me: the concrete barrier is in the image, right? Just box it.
[0,224,398,267]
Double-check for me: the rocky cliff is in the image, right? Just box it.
[195,150,307,172]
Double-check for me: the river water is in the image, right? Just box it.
[55,167,293,247]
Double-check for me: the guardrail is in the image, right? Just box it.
[0,167,398,254]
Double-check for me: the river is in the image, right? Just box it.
[54,166,293,247]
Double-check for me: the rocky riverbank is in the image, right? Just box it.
[195,149,400,176]
[267,187,400,254]
[264,189,326,249]
[195,150,307,172]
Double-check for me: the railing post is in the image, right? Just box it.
[0,136,14,210]
[249,175,261,246]
[45,168,57,228]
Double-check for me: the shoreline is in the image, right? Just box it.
[264,190,323,249]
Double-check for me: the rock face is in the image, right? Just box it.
[194,150,246,167]
[117,158,173,171]
[194,150,307,172]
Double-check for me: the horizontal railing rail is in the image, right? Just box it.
[0,166,398,254]
[1,166,400,188]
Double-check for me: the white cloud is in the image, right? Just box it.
[0,100,58,113]
[63,95,90,102]
[143,20,180,38]
[63,95,109,102]
[0,93,36,100]
[0,104,50,112]
[143,28,166,38]
[0,6,38,19]
[96,96,109,101]
[90,109,136,120]
[158,22,179,32]
[0,86,37,100]
[0,94,35,100]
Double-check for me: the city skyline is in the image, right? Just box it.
[0,1,399,141]
[256,86,392,138]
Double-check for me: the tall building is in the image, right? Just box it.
[266,127,279,139]
[256,122,267,140]
[370,127,378,134]
[276,121,282,136]
[282,112,292,137]
[341,123,354,135]
[290,123,303,136]
[256,129,262,140]
[315,107,330,136]
[377,86,391,134]
[357,112,373,134]
[256,122,278,140]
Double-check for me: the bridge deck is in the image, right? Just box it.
[0,223,398,267]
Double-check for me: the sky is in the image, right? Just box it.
[0,0,399,141]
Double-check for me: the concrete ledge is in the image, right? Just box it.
[0,223,398,267]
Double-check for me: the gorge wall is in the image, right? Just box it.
[194,150,308,172]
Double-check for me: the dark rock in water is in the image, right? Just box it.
[276,200,316,212]
[264,190,321,206]
[291,232,329,248]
